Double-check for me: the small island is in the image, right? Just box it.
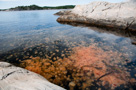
[0,5,75,11]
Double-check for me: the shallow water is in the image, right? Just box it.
[0,10,136,90]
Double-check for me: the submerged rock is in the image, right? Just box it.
[0,62,65,90]
[56,1,136,31]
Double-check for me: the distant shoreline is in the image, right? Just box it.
[0,5,75,11]
[0,9,72,12]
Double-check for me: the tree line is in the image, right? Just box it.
[0,5,75,11]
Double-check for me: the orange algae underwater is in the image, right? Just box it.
[20,45,136,90]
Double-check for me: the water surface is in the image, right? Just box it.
[0,10,136,90]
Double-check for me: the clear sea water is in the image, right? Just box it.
[0,10,136,90]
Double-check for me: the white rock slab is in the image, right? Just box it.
[0,62,65,90]
[56,0,136,31]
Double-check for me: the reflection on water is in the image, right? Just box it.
[57,21,136,42]
[0,10,136,90]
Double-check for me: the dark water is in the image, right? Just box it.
[0,10,136,90]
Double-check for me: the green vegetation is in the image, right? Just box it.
[9,5,42,11]
[0,9,6,11]
[7,5,75,11]
[43,5,75,9]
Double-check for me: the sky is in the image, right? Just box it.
[0,0,125,9]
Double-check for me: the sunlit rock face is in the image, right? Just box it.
[56,1,136,31]
[0,62,65,90]
[72,1,136,19]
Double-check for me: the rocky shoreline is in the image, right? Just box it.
[56,1,136,31]
[0,62,65,90]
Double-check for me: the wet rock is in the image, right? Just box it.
[56,1,136,31]
[0,62,65,90]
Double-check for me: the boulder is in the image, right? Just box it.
[56,1,136,31]
[0,62,65,90]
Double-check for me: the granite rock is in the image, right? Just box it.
[0,62,65,90]
[56,0,136,31]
